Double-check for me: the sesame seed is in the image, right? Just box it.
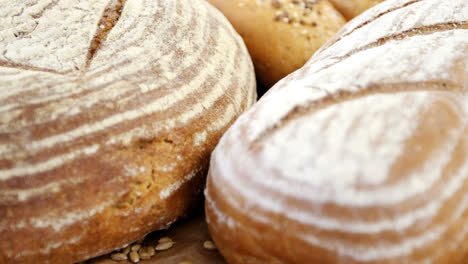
[139,252,151,260]
[272,0,282,8]
[155,241,175,251]
[110,253,128,261]
[121,246,130,255]
[129,251,140,263]
[158,237,173,243]
[138,246,155,259]
[203,240,217,250]
[131,244,142,252]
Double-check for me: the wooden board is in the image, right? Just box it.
[86,210,226,264]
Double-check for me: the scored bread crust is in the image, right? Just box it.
[206,0,346,88]
[0,0,256,263]
[205,0,468,263]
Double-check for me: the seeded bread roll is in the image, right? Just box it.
[0,0,256,263]
[329,0,385,20]
[206,0,346,88]
[205,0,468,263]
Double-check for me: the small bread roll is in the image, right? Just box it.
[207,0,346,88]
[329,0,386,20]
[205,0,468,263]
[0,0,256,263]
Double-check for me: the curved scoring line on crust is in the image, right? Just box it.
[0,175,88,202]
[310,21,468,76]
[215,136,468,262]
[250,81,464,149]
[296,197,468,262]
[83,0,125,71]
[0,144,100,182]
[0,73,75,111]
[6,166,199,233]
[0,0,112,77]
[424,215,468,263]
[236,85,468,208]
[0,60,70,75]
[0,1,206,131]
[0,7,222,160]
[0,40,246,202]
[1,44,247,229]
[231,130,468,232]
[0,0,241,117]
[0,3,208,130]
[0,24,243,180]
[0,0,201,119]
[80,0,171,79]
[0,0,164,103]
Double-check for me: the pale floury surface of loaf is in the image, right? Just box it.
[206,0,468,263]
[0,0,256,263]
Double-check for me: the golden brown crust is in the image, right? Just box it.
[329,0,386,20]
[207,91,468,264]
[206,0,346,88]
[205,0,468,263]
[0,0,256,263]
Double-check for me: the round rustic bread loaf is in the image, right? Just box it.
[0,0,256,263]
[205,0,468,263]
[329,0,385,20]
[206,0,346,88]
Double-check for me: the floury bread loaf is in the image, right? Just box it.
[206,0,346,88]
[205,0,468,263]
[206,0,387,89]
[0,0,256,263]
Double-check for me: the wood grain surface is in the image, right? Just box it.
[87,209,227,264]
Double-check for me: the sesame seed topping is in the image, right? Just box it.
[129,251,140,263]
[158,236,173,243]
[272,0,282,8]
[203,240,217,250]
[155,241,176,251]
[110,253,128,261]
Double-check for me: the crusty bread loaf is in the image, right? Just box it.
[205,0,468,263]
[329,0,385,20]
[0,0,256,263]
[206,0,346,88]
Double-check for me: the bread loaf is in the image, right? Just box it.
[0,1,256,263]
[206,0,346,88]
[205,0,468,263]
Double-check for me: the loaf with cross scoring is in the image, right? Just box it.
[205,0,468,263]
[0,0,256,263]
[206,0,387,89]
